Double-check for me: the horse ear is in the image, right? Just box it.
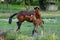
[38,7,39,9]
[34,7,40,10]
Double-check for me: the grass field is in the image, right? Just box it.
[0,18,60,40]
[0,10,60,40]
[0,4,34,13]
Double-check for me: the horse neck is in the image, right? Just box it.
[35,10,41,17]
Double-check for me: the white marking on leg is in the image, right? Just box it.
[33,32,38,38]
[41,30,44,37]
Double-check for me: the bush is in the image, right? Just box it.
[58,5,60,10]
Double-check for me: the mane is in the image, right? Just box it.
[34,7,41,18]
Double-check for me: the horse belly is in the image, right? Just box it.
[25,16,33,22]
[17,16,24,22]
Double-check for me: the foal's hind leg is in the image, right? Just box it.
[16,21,22,31]
[40,23,44,37]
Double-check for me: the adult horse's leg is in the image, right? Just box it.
[16,21,22,31]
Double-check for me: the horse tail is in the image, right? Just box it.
[9,13,17,24]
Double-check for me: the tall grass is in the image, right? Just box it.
[0,4,34,13]
[6,32,58,40]
[0,19,60,40]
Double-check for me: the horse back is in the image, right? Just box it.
[17,10,34,16]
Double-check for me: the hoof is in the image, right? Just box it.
[32,32,38,38]
[16,30,21,34]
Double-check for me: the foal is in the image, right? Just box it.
[9,7,44,36]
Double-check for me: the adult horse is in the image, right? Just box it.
[9,7,44,36]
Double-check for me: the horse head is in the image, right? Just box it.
[34,7,41,18]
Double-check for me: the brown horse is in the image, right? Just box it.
[9,7,44,37]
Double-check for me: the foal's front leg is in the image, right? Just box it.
[32,23,38,38]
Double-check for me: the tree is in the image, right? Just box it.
[30,0,33,5]
[38,0,46,10]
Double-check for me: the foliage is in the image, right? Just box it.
[0,0,60,10]
[58,5,60,10]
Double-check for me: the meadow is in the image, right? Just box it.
[0,11,60,40]
[0,18,60,40]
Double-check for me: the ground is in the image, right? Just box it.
[0,11,60,40]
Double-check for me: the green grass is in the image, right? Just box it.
[0,18,60,40]
[0,4,60,40]
[0,4,25,12]
[0,4,34,13]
